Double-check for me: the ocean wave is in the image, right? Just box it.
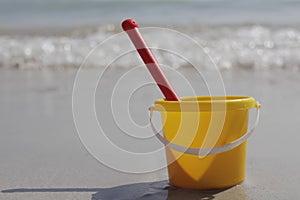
[1,25,300,71]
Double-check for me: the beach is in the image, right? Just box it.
[1,0,300,199]
[0,69,299,199]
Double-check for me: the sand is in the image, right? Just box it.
[0,68,299,199]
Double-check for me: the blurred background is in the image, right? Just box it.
[1,0,300,70]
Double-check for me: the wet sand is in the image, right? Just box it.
[0,69,299,199]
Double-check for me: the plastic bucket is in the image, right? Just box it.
[150,96,261,190]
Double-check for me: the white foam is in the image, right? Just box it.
[1,25,300,71]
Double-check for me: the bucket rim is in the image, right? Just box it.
[153,96,258,112]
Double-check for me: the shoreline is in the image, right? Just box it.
[1,22,300,72]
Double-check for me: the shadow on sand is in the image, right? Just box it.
[1,180,247,200]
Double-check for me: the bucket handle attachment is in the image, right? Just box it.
[149,103,261,156]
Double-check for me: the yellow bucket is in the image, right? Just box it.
[150,96,261,190]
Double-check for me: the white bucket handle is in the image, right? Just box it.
[149,103,261,156]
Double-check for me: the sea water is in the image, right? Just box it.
[0,0,300,70]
